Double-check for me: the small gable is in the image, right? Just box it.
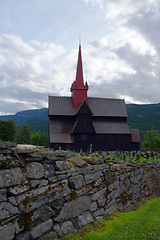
[75,100,93,116]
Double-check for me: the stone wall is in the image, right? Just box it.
[0,141,160,240]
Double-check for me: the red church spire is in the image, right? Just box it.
[75,39,84,86]
[71,39,88,107]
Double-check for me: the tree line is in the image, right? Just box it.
[0,120,49,148]
[0,120,160,151]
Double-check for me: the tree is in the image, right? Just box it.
[31,131,49,147]
[40,132,49,148]
[31,131,41,146]
[15,124,31,144]
[142,130,160,150]
[155,136,160,150]
[0,120,16,141]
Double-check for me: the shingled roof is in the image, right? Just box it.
[50,133,74,143]
[93,121,131,134]
[48,96,128,117]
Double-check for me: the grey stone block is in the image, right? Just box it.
[54,196,90,222]
[106,202,118,215]
[15,232,30,240]
[92,208,105,219]
[43,163,55,178]
[58,221,75,237]
[77,211,94,227]
[0,189,7,202]
[93,177,104,187]
[68,174,85,189]
[0,167,26,188]
[84,170,103,184]
[8,196,18,206]
[91,188,106,201]
[90,202,97,212]
[55,161,71,171]
[48,174,68,183]
[97,195,106,207]
[0,223,15,240]
[9,184,30,195]
[52,223,60,232]
[37,230,58,240]
[26,162,44,179]
[93,163,109,171]
[30,219,53,239]
[0,202,19,221]
[68,157,88,167]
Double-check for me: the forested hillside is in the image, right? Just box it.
[0,103,159,139]
[126,103,160,138]
[0,108,48,125]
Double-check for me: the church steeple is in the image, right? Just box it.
[71,39,88,107]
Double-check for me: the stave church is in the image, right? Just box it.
[48,41,140,151]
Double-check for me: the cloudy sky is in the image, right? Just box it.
[0,0,159,115]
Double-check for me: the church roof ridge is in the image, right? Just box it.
[88,97,125,101]
[49,96,71,99]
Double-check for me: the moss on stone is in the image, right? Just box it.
[17,212,33,230]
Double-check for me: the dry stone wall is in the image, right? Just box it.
[0,141,160,240]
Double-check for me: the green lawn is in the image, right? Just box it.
[60,197,160,240]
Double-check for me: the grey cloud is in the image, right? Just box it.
[126,7,160,53]
[114,43,158,75]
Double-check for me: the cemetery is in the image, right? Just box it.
[0,141,160,239]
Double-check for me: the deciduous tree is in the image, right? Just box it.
[0,120,16,141]
[142,130,160,150]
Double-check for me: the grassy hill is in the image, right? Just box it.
[0,103,160,138]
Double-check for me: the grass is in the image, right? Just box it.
[111,152,160,163]
[83,152,160,164]
[59,197,160,240]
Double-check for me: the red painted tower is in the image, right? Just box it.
[71,40,88,107]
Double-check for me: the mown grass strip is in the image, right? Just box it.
[60,197,160,240]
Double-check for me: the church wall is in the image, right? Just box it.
[94,134,132,151]
[0,142,160,239]
[50,134,132,152]
[132,142,141,151]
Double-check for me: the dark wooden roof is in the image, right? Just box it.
[49,96,128,117]
[49,97,76,116]
[131,129,141,142]
[50,133,74,143]
[88,98,128,117]
[93,121,131,134]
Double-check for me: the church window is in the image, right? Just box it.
[81,134,87,140]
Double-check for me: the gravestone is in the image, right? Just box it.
[116,149,119,158]
[89,144,93,153]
